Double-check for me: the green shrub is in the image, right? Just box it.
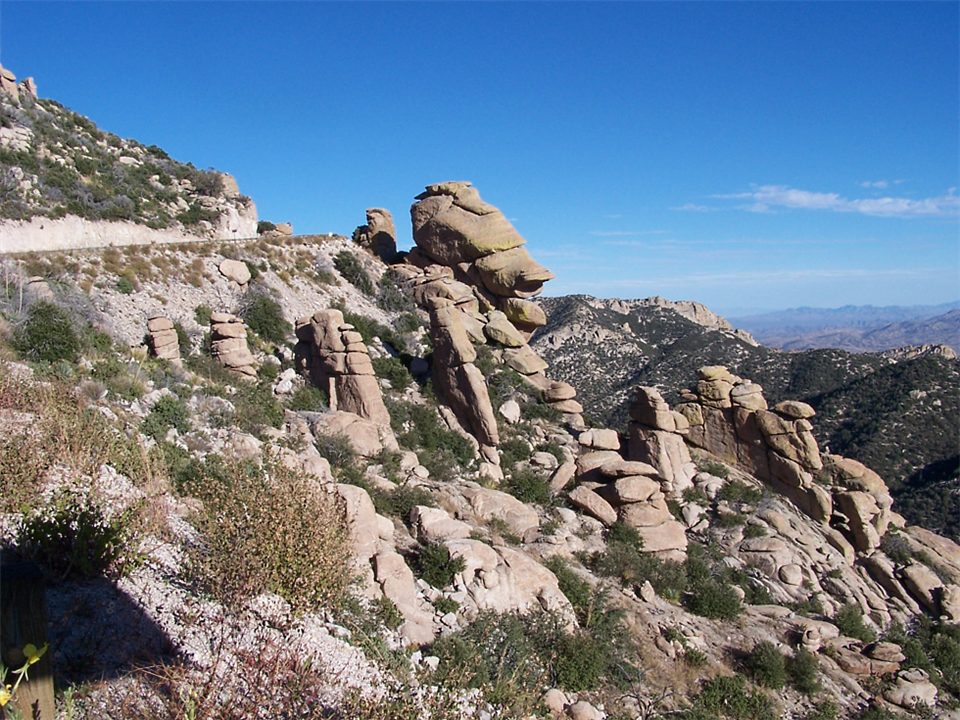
[505,466,551,505]
[879,531,914,566]
[376,272,417,314]
[434,596,460,616]
[257,220,276,234]
[115,276,135,295]
[742,523,768,539]
[13,301,81,364]
[499,437,532,469]
[240,292,291,345]
[695,456,730,479]
[801,702,838,720]
[286,383,329,412]
[744,641,786,689]
[334,250,374,295]
[689,675,775,720]
[544,557,593,623]
[537,440,566,465]
[185,459,350,612]
[787,647,822,694]
[372,484,436,520]
[194,303,213,327]
[386,398,475,478]
[589,524,687,602]
[140,394,191,441]
[834,604,877,643]
[231,380,284,437]
[522,400,563,423]
[717,479,763,506]
[173,322,191,356]
[17,496,131,581]
[372,356,412,390]
[412,542,466,589]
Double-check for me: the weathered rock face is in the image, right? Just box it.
[376,183,577,449]
[431,298,500,448]
[218,259,251,286]
[145,316,181,367]
[294,309,394,431]
[209,312,256,377]
[354,208,398,262]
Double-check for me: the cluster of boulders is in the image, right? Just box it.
[0,63,37,103]
[367,183,582,452]
[209,312,256,377]
[294,308,393,431]
[353,208,398,263]
[145,316,181,367]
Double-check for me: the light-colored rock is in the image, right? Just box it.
[900,562,943,614]
[619,498,672,528]
[549,461,577,495]
[218,259,251,285]
[634,520,688,554]
[498,400,522,425]
[774,400,816,419]
[410,506,473,543]
[884,669,938,708]
[778,564,804,586]
[578,428,620,451]
[467,487,540,538]
[567,700,602,720]
[567,485,618,526]
[484,311,526,347]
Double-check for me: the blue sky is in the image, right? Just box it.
[2,2,957,316]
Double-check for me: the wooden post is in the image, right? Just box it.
[1,563,55,720]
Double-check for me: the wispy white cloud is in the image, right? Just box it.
[859,180,888,189]
[589,230,669,236]
[603,213,622,219]
[671,203,715,212]
[712,185,959,218]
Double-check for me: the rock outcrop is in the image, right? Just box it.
[145,316,181,367]
[295,309,393,430]
[209,312,256,377]
[354,208,398,262]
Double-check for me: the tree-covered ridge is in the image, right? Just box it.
[0,93,250,229]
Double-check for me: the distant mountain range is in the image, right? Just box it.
[729,302,960,353]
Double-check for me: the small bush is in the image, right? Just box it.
[505,466,551,505]
[140,394,191,441]
[544,557,593,623]
[788,647,822,694]
[744,641,786,689]
[286,383,329,412]
[500,437,532,469]
[257,220,276,234]
[115,276,135,294]
[880,531,914,566]
[334,250,374,295]
[231,380,285,437]
[372,484,436,520]
[186,459,350,612]
[13,301,81,364]
[717,479,763,505]
[412,542,466,589]
[17,496,132,581]
[194,303,213,327]
[742,523,768,538]
[695,456,731,479]
[690,675,775,720]
[372,356,412,390]
[240,292,291,345]
[834,604,877,643]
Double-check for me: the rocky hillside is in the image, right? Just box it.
[0,63,257,252]
[531,295,960,540]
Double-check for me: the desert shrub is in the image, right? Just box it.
[115,276,134,295]
[834,604,877,643]
[687,675,775,720]
[334,250,374,295]
[544,556,592,622]
[879,531,914,566]
[386,398,475,478]
[717,479,763,505]
[185,459,350,612]
[714,511,748,528]
[16,495,132,581]
[372,356,412,390]
[240,292,290,345]
[744,641,786,689]
[499,436,532,469]
[486,368,527,406]
[231,380,284,437]
[589,522,687,602]
[376,272,417,314]
[412,542,466,589]
[742,523,768,538]
[257,220,276,234]
[788,647,822,694]
[13,300,80,364]
[522,400,563,423]
[372,484,436,520]
[695,456,730,480]
[685,648,709,667]
[140,394,191,441]
[505,465,551,505]
[537,440,566,465]
[286,383,329,412]
[683,545,743,620]
[434,596,460,616]
[801,702,839,720]
[194,303,213,327]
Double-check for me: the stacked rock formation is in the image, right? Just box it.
[294,308,392,428]
[565,429,689,558]
[633,365,896,557]
[209,312,256,378]
[429,298,500,459]
[145,316,181,367]
[383,182,581,445]
[353,208,398,262]
[0,63,36,103]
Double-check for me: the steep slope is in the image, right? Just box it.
[0,70,256,250]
